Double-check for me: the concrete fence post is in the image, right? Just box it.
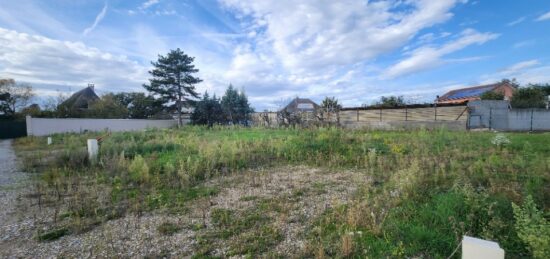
[462,236,504,259]
[356,109,359,122]
[25,115,32,136]
[530,109,534,131]
[87,139,98,163]
[47,137,52,145]
[489,108,493,130]
[379,109,382,121]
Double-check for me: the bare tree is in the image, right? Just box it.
[0,78,34,117]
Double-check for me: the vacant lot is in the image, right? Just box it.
[4,127,550,258]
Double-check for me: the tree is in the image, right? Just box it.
[191,92,223,126]
[320,96,342,112]
[501,78,520,88]
[85,94,129,118]
[0,79,34,118]
[480,91,505,100]
[511,87,546,108]
[143,48,202,127]
[376,95,405,108]
[221,84,254,125]
[113,92,163,119]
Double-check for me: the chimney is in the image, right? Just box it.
[88,83,95,91]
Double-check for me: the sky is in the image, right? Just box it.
[1,0,550,110]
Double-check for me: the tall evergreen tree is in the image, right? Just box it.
[221,84,240,124]
[143,48,202,127]
[191,92,223,127]
[221,84,253,125]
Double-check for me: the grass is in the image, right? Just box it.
[13,126,550,257]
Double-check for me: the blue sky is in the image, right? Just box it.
[1,0,549,110]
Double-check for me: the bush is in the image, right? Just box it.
[512,195,550,258]
[511,87,546,108]
[129,155,150,183]
[480,91,505,100]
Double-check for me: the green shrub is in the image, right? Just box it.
[512,195,550,258]
[129,155,150,183]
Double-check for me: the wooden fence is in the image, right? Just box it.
[251,105,468,127]
[339,105,468,123]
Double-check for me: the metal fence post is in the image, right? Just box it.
[356,109,359,122]
[379,109,382,121]
[434,106,437,121]
[405,107,408,121]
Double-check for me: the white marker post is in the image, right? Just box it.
[462,236,504,259]
[87,139,99,163]
[47,137,52,145]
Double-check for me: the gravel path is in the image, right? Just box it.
[0,139,34,257]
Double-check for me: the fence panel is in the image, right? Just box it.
[0,120,27,139]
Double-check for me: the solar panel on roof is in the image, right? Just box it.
[446,86,494,99]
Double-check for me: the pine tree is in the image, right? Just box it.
[221,84,254,125]
[143,48,202,127]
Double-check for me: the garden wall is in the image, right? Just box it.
[26,116,177,136]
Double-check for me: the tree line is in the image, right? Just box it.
[3,48,550,123]
[1,48,254,126]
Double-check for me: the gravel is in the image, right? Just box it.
[0,139,367,258]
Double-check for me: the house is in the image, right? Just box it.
[60,84,100,110]
[281,97,320,113]
[436,82,515,105]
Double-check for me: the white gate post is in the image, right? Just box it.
[47,137,52,145]
[87,139,98,163]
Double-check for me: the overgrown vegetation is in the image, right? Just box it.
[14,127,550,257]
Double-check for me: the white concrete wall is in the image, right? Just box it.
[26,116,177,136]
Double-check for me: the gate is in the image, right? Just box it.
[0,120,27,139]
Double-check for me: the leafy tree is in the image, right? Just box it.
[0,78,34,118]
[529,83,550,96]
[191,92,223,126]
[376,95,405,108]
[480,91,505,100]
[511,87,546,108]
[19,104,42,117]
[85,94,129,118]
[143,48,202,127]
[501,78,520,88]
[113,92,163,119]
[320,96,342,112]
[221,84,253,125]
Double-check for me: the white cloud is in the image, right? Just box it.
[536,11,550,21]
[140,0,160,10]
[507,17,525,26]
[83,3,108,36]
[0,27,148,93]
[513,40,536,49]
[501,60,540,75]
[479,60,550,86]
[383,29,498,78]
[216,0,472,108]
[221,0,463,73]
